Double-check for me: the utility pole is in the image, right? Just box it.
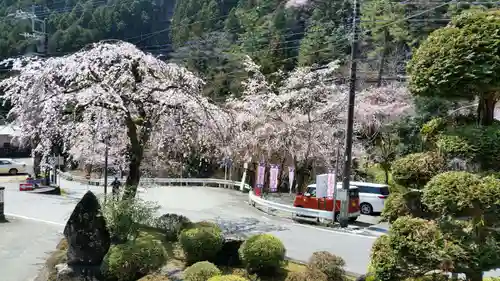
[339,0,361,228]
[104,141,109,202]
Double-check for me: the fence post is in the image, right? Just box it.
[0,187,5,222]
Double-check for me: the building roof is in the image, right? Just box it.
[0,125,21,136]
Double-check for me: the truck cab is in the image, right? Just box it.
[293,183,361,222]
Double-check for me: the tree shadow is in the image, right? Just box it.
[214,216,289,238]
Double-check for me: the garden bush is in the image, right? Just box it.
[207,275,249,281]
[155,213,192,241]
[101,235,168,281]
[391,152,445,189]
[183,261,222,281]
[238,233,286,275]
[307,251,345,281]
[422,171,488,217]
[381,190,429,223]
[284,269,328,281]
[101,197,160,242]
[137,274,170,281]
[179,226,224,264]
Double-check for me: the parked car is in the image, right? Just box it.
[349,181,390,215]
[293,183,361,222]
[0,158,27,175]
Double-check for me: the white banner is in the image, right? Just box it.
[288,167,295,194]
[316,174,328,198]
[269,165,279,192]
[257,163,265,188]
[327,172,336,199]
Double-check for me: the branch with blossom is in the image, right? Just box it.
[1,41,226,198]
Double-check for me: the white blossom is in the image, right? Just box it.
[1,40,226,197]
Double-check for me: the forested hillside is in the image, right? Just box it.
[0,0,498,100]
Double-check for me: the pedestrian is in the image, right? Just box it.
[111,177,121,200]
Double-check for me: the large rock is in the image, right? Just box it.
[215,236,245,266]
[64,191,110,266]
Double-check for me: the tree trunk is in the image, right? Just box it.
[33,152,42,177]
[478,93,496,126]
[384,168,389,185]
[122,118,144,200]
[465,271,483,281]
[376,28,389,88]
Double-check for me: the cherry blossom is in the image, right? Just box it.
[1,40,226,199]
[226,56,414,190]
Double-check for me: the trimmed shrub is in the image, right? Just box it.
[179,226,224,264]
[101,235,168,281]
[284,269,328,281]
[307,251,345,281]
[137,274,170,281]
[230,268,259,281]
[101,197,160,242]
[207,275,249,281]
[183,261,222,281]
[391,152,445,189]
[422,171,483,217]
[238,233,286,274]
[155,213,192,241]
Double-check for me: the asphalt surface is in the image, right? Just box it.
[2,176,500,279]
[0,217,62,281]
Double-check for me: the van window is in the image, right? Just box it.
[358,186,390,195]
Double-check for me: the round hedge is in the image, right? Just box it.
[183,261,221,281]
[370,217,448,281]
[423,171,483,217]
[307,251,345,281]
[238,233,286,274]
[391,152,445,189]
[179,226,224,264]
[156,213,192,241]
[207,275,249,281]
[137,274,170,281]
[101,236,168,281]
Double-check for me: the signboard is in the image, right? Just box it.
[269,165,279,192]
[316,174,328,198]
[327,172,336,199]
[256,162,265,188]
[288,167,295,194]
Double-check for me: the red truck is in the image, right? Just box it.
[293,183,361,222]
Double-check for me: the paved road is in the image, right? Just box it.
[138,185,376,274]
[4,177,500,278]
[0,217,62,281]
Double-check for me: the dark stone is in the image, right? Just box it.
[215,236,244,266]
[64,191,110,266]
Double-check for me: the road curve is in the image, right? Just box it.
[4,178,375,275]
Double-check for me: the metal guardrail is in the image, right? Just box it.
[247,190,337,222]
[56,170,360,223]
[56,170,251,192]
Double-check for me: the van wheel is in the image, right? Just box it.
[360,203,373,215]
[9,168,18,175]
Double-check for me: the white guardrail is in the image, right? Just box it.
[56,170,339,222]
[56,170,252,192]
[248,191,337,222]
